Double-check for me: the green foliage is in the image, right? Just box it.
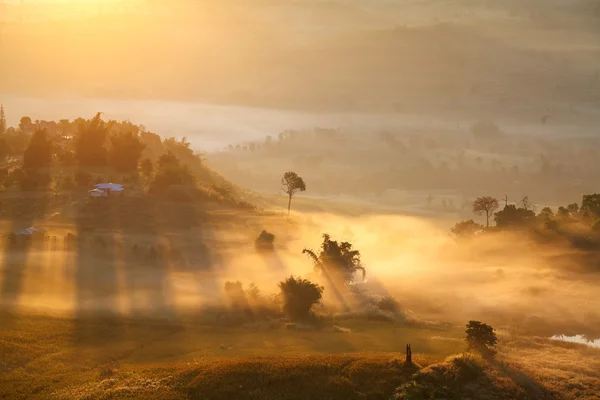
[75,113,109,167]
[278,276,323,321]
[109,131,146,172]
[465,321,497,356]
[23,129,53,170]
[450,219,484,238]
[302,233,366,285]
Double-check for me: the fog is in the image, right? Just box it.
[3,210,599,342]
[1,0,599,342]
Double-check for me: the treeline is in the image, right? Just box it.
[211,122,600,204]
[452,193,600,243]
[0,108,233,199]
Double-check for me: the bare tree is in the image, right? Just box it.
[281,171,306,216]
[472,196,500,227]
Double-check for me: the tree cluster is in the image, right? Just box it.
[0,109,219,194]
[452,193,600,238]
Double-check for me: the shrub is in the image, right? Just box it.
[465,320,498,357]
[278,276,323,321]
[255,230,275,252]
[450,219,484,238]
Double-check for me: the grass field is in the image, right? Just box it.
[0,312,459,400]
[0,192,599,399]
[1,311,599,399]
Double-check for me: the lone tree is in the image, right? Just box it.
[465,320,498,357]
[302,234,366,285]
[281,171,306,215]
[278,276,323,321]
[472,196,499,227]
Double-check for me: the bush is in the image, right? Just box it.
[450,219,484,238]
[278,276,323,321]
[255,230,275,252]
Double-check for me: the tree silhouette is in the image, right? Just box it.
[109,131,146,172]
[493,205,535,228]
[465,320,497,356]
[281,171,306,215]
[23,129,53,170]
[472,196,499,227]
[278,276,323,321]
[75,113,109,167]
[19,116,32,132]
[581,194,600,219]
[302,233,366,285]
[538,207,554,222]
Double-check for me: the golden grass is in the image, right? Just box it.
[0,312,459,400]
[1,312,599,400]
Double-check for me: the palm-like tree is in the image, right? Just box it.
[302,234,366,285]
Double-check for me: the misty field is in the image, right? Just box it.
[1,0,600,398]
[0,192,599,399]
